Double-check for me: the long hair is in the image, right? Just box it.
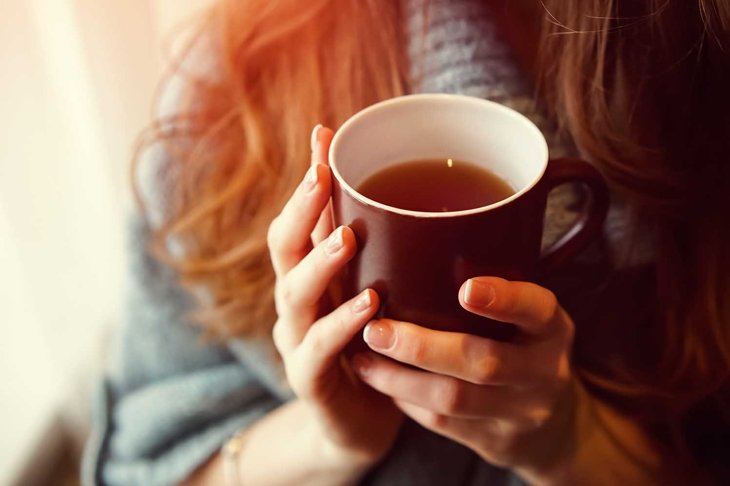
[135,0,729,461]
[133,0,408,340]
[540,0,730,414]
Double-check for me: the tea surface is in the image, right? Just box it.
[356,158,515,212]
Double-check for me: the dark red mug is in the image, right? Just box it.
[329,94,608,341]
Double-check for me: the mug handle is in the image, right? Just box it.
[538,157,610,274]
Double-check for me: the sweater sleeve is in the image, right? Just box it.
[82,217,284,486]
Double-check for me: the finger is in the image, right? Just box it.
[459,277,568,337]
[394,398,487,444]
[287,289,379,386]
[392,399,501,460]
[352,353,529,419]
[311,124,334,167]
[393,398,555,468]
[275,226,356,333]
[268,163,331,277]
[310,126,335,245]
[362,319,524,386]
[311,202,334,246]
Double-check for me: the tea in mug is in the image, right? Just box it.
[356,158,515,212]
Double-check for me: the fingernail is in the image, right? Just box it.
[351,353,372,377]
[310,124,323,152]
[464,279,495,308]
[363,320,394,350]
[351,290,372,314]
[303,164,318,193]
[325,227,344,254]
[311,124,324,164]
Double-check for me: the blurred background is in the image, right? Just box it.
[0,1,210,484]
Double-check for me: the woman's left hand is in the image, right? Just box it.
[351,276,578,472]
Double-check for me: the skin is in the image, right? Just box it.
[167,2,717,484]
[305,126,580,473]
[265,125,404,463]
[352,276,575,469]
[181,127,403,486]
[182,126,689,486]
[271,126,684,485]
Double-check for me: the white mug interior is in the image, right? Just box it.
[329,94,549,217]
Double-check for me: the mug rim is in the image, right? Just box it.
[329,93,549,218]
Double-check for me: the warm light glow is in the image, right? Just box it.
[447,158,453,168]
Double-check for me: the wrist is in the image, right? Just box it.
[513,379,590,486]
[319,433,377,471]
[509,378,585,486]
[312,422,379,481]
[516,380,673,486]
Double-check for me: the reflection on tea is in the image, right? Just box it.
[356,158,515,212]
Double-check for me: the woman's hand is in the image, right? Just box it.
[350,276,578,473]
[267,125,403,468]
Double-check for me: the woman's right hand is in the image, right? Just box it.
[266,125,404,467]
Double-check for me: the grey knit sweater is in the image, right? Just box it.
[82,1,617,485]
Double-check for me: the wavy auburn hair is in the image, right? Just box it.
[541,0,730,411]
[135,0,408,339]
[135,0,730,444]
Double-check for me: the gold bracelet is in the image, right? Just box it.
[222,429,248,486]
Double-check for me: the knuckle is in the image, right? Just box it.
[462,336,500,384]
[500,295,521,318]
[438,378,465,414]
[539,290,560,325]
[401,333,427,363]
[424,411,449,430]
[474,355,501,385]
[276,280,298,308]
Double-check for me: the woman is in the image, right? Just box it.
[83,0,730,484]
